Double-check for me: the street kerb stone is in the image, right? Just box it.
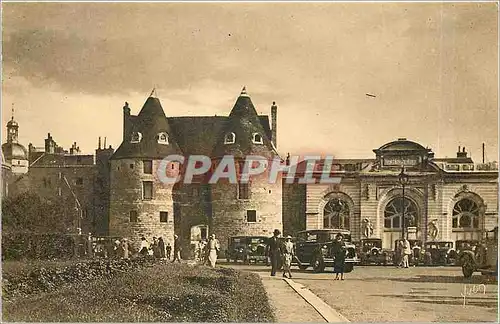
[258,273,326,323]
[283,277,351,323]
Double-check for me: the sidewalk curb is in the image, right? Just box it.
[283,278,351,323]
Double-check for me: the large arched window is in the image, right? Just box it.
[384,197,418,229]
[323,198,350,229]
[452,198,480,229]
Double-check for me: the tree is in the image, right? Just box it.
[2,191,75,233]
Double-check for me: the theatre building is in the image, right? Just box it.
[283,139,498,249]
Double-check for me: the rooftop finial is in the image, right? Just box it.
[150,87,157,98]
[240,86,249,97]
[11,103,14,120]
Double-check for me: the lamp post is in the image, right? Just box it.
[398,167,410,240]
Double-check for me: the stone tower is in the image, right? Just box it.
[1,107,28,175]
[210,87,283,254]
[109,95,183,248]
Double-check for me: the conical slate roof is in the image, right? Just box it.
[212,88,278,159]
[112,97,183,159]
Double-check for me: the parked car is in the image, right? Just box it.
[243,236,268,264]
[455,239,479,255]
[294,229,359,273]
[358,238,392,265]
[225,236,248,263]
[423,241,456,265]
[459,227,498,278]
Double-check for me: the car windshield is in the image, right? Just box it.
[328,233,351,242]
[248,238,266,244]
[231,238,243,244]
[438,242,452,248]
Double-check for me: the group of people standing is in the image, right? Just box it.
[396,238,413,268]
[138,236,175,260]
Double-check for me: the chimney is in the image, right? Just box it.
[98,137,101,149]
[104,137,107,149]
[271,101,278,149]
[457,146,467,158]
[482,143,485,164]
[123,102,131,141]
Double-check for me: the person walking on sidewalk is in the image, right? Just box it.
[267,229,282,276]
[282,235,294,278]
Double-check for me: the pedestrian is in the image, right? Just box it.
[158,237,166,259]
[172,234,182,263]
[267,229,282,276]
[333,233,346,280]
[396,239,404,267]
[207,234,221,268]
[282,235,294,278]
[152,237,161,259]
[139,236,149,256]
[402,238,411,268]
[121,238,130,259]
[166,242,172,260]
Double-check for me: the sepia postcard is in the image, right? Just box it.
[1,1,498,323]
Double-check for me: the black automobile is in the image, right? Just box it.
[225,236,248,263]
[244,236,268,264]
[455,240,479,265]
[294,229,359,273]
[423,241,456,265]
[358,238,391,265]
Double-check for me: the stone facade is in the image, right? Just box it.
[283,139,499,249]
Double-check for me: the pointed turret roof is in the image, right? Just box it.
[112,97,183,160]
[212,87,278,159]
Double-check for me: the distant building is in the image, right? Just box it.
[283,139,499,249]
[1,114,28,175]
[108,88,282,255]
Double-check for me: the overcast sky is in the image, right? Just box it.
[2,2,498,161]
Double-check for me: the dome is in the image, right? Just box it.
[374,138,430,153]
[2,142,28,160]
[7,118,18,128]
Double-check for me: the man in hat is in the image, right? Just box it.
[267,229,282,276]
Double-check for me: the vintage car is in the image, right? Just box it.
[294,229,359,273]
[392,239,424,266]
[225,236,248,263]
[423,241,457,265]
[459,227,498,278]
[357,238,392,265]
[226,236,268,263]
[243,236,268,264]
[455,240,479,255]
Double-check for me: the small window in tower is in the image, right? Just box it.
[160,211,168,222]
[238,183,250,199]
[43,178,47,188]
[131,132,142,143]
[252,133,263,144]
[130,163,134,169]
[247,210,257,223]
[130,211,138,222]
[224,132,236,144]
[158,132,169,145]
[143,160,153,174]
[76,177,84,186]
[143,181,153,200]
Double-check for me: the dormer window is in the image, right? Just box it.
[157,132,169,145]
[224,132,235,144]
[252,133,263,144]
[131,132,142,143]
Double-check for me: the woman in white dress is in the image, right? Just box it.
[207,234,220,268]
[282,236,295,278]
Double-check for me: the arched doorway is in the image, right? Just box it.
[323,198,350,230]
[383,196,419,247]
[451,195,483,241]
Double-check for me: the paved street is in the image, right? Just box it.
[221,262,498,322]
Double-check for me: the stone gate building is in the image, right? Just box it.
[108,88,283,255]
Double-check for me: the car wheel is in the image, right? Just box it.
[312,255,325,273]
[344,263,354,273]
[462,256,475,278]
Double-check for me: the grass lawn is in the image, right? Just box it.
[2,262,275,322]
